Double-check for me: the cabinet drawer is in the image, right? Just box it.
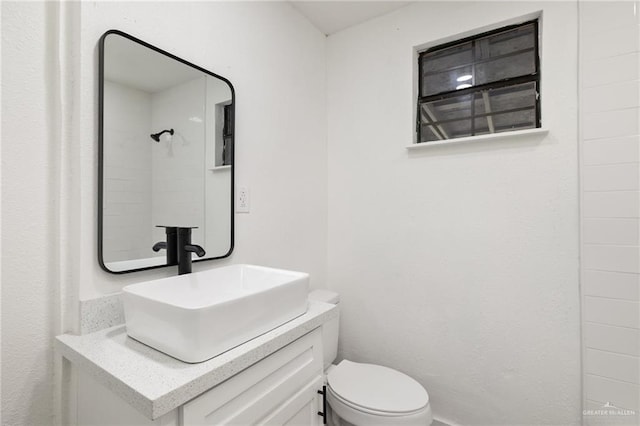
[182,328,323,425]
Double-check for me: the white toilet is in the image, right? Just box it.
[309,290,433,426]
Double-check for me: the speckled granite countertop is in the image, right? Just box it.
[56,300,337,420]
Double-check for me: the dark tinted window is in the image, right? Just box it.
[418,21,540,143]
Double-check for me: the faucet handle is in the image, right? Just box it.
[184,244,206,258]
[152,241,167,252]
[176,227,205,274]
[152,226,179,265]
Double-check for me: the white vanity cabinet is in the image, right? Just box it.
[182,328,324,425]
[77,328,325,426]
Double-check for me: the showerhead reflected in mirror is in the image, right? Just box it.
[99,30,234,273]
[150,128,174,142]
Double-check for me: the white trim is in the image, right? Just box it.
[406,128,549,150]
[209,165,231,171]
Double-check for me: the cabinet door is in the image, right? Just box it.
[76,369,179,426]
[259,375,323,426]
[182,328,323,425]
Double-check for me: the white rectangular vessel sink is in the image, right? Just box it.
[122,264,309,363]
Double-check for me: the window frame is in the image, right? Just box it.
[416,19,541,143]
[222,103,233,166]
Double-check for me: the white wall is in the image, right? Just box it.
[151,76,206,247]
[78,1,328,298]
[326,2,581,425]
[103,81,153,262]
[579,2,640,421]
[2,3,56,423]
[2,2,81,425]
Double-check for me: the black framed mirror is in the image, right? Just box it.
[98,30,234,274]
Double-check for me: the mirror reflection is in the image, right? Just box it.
[99,31,234,273]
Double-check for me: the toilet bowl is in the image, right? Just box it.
[308,290,433,426]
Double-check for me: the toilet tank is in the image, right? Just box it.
[308,290,339,369]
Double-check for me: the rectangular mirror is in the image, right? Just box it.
[99,30,234,273]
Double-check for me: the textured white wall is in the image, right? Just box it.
[77,1,328,298]
[326,2,581,425]
[2,2,76,425]
[579,2,640,420]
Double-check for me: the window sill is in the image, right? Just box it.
[208,165,231,171]
[406,128,549,150]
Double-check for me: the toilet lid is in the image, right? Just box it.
[327,360,429,414]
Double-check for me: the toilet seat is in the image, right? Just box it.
[327,389,432,426]
[327,360,429,415]
[328,387,426,417]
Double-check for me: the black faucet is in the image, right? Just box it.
[152,226,205,274]
[177,227,206,275]
[152,226,178,265]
